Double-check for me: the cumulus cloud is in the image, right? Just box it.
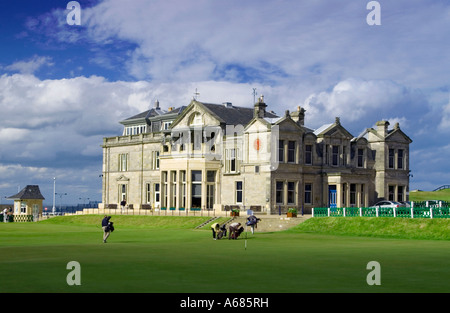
[438,94,450,131]
[4,55,53,74]
[302,78,427,132]
[68,0,449,88]
[0,74,140,165]
[0,73,429,174]
[0,74,274,167]
[0,163,102,202]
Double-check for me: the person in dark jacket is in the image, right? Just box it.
[102,215,112,243]
[246,215,261,234]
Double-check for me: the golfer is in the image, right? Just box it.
[102,215,112,243]
[246,215,261,234]
[211,222,220,240]
[228,222,241,240]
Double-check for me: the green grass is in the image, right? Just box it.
[40,214,215,229]
[292,217,450,240]
[410,188,450,202]
[0,215,449,293]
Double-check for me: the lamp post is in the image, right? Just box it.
[55,193,67,214]
[79,197,90,204]
[52,177,56,215]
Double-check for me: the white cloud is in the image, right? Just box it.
[0,128,31,143]
[0,162,102,203]
[68,0,450,90]
[0,73,428,172]
[4,55,53,74]
[302,78,427,132]
[0,74,136,166]
[438,94,450,131]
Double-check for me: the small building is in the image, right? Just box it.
[7,185,45,218]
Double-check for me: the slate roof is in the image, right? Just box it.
[313,123,333,136]
[201,102,278,126]
[7,185,45,200]
[123,109,157,120]
[121,106,187,123]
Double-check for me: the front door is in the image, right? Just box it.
[154,183,160,209]
[329,185,337,208]
[207,185,214,210]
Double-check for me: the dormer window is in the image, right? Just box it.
[162,121,172,130]
[124,125,147,135]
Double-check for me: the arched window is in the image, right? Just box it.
[190,113,203,126]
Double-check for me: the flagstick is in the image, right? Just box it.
[245,224,247,250]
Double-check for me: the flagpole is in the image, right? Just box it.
[52,177,56,214]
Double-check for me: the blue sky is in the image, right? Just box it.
[0,0,449,205]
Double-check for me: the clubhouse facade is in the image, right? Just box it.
[100,96,412,214]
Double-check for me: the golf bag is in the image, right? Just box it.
[220,224,227,237]
[231,226,244,239]
[105,221,114,232]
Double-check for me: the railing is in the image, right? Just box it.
[312,207,450,218]
[0,214,34,222]
[411,201,450,208]
[433,185,450,191]
[71,206,218,217]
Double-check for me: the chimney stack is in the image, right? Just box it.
[290,106,306,126]
[376,120,389,137]
[254,95,267,118]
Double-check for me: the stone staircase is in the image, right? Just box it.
[195,216,222,229]
[225,215,311,232]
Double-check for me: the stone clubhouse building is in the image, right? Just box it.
[100,96,412,214]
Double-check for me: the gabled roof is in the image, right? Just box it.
[120,106,186,126]
[313,118,353,139]
[202,102,278,126]
[121,108,162,122]
[386,126,413,143]
[172,100,279,129]
[313,123,333,136]
[356,123,413,143]
[7,185,45,200]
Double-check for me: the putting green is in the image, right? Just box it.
[0,216,449,293]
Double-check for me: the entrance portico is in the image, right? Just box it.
[325,174,370,208]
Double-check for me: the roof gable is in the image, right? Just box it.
[172,100,279,129]
[7,185,45,200]
[386,127,412,143]
[272,113,303,132]
[314,118,353,139]
[171,100,222,128]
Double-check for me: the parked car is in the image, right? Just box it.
[400,201,411,207]
[371,201,405,208]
